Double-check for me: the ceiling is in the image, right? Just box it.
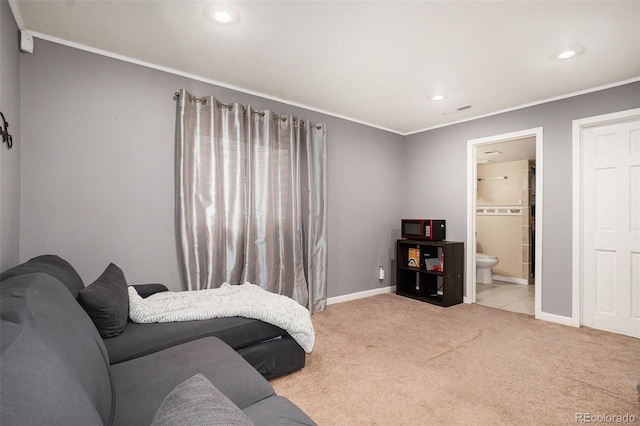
[476,137,536,164]
[11,1,640,135]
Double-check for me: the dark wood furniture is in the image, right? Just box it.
[396,239,464,307]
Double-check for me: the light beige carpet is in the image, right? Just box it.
[271,293,640,425]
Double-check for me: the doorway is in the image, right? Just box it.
[466,128,543,319]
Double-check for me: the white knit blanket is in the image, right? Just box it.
[128,283,315,353]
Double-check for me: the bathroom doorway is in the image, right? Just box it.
[466,128,543,318]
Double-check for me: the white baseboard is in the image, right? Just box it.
[330,285,581,331]
[536,310,580,327]
[492,275,529,285]
[327,286,396,305]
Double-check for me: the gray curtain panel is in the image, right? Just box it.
[175,90,327,312]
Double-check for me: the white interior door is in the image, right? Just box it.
[582,117,640,338]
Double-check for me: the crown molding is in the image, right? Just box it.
[7,0,25,30]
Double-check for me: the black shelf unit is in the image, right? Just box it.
[396,239,464,307]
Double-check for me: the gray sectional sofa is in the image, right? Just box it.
[0,255,316,425]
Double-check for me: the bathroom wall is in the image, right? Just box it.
[476,160,530,281]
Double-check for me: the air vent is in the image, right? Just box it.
[442,104,472,115]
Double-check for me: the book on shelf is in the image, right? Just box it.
[407,248,420,267]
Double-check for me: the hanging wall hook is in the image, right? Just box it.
[1,112,13,149]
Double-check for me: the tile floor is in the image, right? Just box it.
[476,280,535,315]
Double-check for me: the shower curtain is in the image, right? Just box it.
[175,89,327,312]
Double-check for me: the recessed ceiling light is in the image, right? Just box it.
[430,94,446,101]
[214,10,232,23]
[556,46,585,60]
[558,50,576,59]
[204,4,239,25]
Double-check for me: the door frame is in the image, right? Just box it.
[466,127,544,319]
[571,108,640,327]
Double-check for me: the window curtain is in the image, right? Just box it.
[175,89,327,312]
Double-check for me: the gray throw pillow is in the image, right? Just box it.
[150,374,254,426]
[77,263,129,338]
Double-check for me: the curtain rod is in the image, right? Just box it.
[174,91,264,116]
[174,91,323,129]
[174,91,312,125]
[175,91,208,104]
[477,176,508,181]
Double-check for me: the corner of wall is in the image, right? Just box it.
[0,0,22,270]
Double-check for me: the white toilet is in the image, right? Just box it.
[476,253,499,284]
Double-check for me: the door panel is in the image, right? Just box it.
[582,119,640,338]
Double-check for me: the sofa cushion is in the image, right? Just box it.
[78,263,129,338]
[150,374,254,426]
[132,283,169,298]
[0,254,85,298]
[104,315,292,364]
[111,337,275,426]
[236,335,306,380]
[0,273,114,426]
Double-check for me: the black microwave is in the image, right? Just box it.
[401,219,446,241]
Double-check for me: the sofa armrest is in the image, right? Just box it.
[132,284,169,298]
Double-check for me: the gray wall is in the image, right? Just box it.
[19,39,405,294]
[13,33,640,318]
[404,81,640,317]
[0,1,21,271]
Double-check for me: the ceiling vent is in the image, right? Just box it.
[442,104,472,115]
